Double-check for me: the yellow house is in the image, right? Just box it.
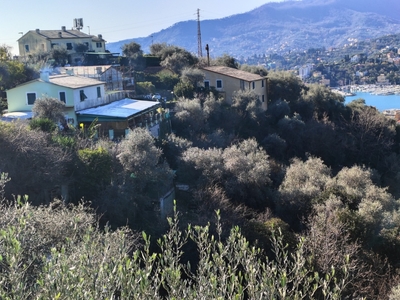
[201,66,268,110]
[18,27,106,58]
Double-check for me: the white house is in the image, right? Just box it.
[5,72,168,139]
[6,72,116,125]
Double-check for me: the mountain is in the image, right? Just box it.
[106,0,400,58]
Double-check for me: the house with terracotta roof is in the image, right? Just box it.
[201,66,268,110]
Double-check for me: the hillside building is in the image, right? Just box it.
[200,66,268,110]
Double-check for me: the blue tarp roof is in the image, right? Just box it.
[76,98,160,122]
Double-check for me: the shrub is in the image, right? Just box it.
[0,198,354,299]
[29,117,57,132]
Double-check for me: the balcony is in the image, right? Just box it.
[75,91,132,111]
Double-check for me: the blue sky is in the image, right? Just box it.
[1,0,281,55]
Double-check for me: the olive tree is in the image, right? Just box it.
[0,121,71,204]
[32,96,65,123]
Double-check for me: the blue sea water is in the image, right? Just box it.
[345,92,400,111]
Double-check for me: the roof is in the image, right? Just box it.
[1,111,33,121]
[76,98,160,122]
[6,74,105,92]
[48,74,105,89]
[58,66,113,76]
[28,29,91,39]
[201,66,264,82]
[19,29,105,41]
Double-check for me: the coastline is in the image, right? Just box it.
[332,84,400,97]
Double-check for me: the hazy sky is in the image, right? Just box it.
[1,0,281,55]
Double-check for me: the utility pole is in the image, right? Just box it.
[197,8,202,58]
[205,44,210,66]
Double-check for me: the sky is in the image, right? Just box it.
[1,0,282,56]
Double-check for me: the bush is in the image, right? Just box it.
[136,81,155,95]
[29,117,57,132]
[0,195,353,299]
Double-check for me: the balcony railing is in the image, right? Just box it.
[75,91,130,111]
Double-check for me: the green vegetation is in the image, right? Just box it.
[3,38,400,298]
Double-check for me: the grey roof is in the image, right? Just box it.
[76,98,160,119]
[31,29,91,39]
[6,74,105,91]
[20,29,105,41]
[48,74,104,89]
[1,111,33,121]
[201,66,264,82]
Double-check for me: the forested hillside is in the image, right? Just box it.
[2,43,400,298]
[107,0,400,57]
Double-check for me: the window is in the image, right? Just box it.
[80,90,87,102]
[24,45,30,52]
[262,80,265,87]
[51,43,59,49]
[27,93,36,105]
[262,95,265,102]
[204,80,210,89]
[66,43,73,50]
[216,79,222,89]
[97,87,101,98]
[96,42,102,48]
[240,80,245,90]
[59,91,66,103]
[252,82,255,89]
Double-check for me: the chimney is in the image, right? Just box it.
[58,32,62,38]
[98,34,102,39]
[36,28,40,33]
[40,71,50,82]
[62,26,66,32]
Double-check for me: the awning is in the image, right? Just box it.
[76,98,161,122]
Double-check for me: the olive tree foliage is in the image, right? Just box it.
[277,156,331,223]
[150,43,198,74]
[327,166,400,253]
[49,47,69,66]
[301,84,346,121]
[240,64,268,76]
[181,67,205,86]
[180,139,271,208]
[231,89,265,138]
[212,54,239,68]
[117,127,174,191]
[0,45,37,94]
[74,42,88,53]
[267,70,307,106]
[32,96,65,123]
[0,121,71,204]
[0,193,353,299]
[122,41,144,69]
[345,105,396,168]
[305,197,394,299]
[96,128,174,229]
[173,98,207,136]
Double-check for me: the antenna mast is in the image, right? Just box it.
[197,8,203,57]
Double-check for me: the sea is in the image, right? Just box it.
[345,92,400,111]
